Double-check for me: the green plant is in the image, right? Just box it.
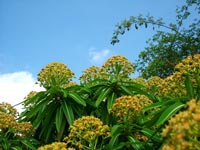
[20,62,87,144]
[107,95,161,150]
[64,116,111,150]
[80,55,151,124]
[0,102,38,150]
[162,99,200,150]
[142,54,200,129]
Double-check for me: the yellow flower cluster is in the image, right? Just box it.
[61,82,78,89]
[131,77,146,86]
[38,142,75,150]
[159,72,186,97]
[24,91,37,100]
[109,95,152,122]
[0,112,16,129]
[15,122,34,137]
[23,91,38,107]
[0,102,18,117]
[146,76,163,96]
[64,116,111,149]
[134,132,148,142]
[101,55,134,77]
[79,66,103,84]
[175,54,200,74]
[162,99,200,150]
[37,62,75,88]
[146,54,200,97]
[0,102,34,138]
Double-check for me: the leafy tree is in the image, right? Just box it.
[111,0,200,79]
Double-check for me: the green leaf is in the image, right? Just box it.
[62,89,68,98]
[79,86,92,93]
[107,92,117,110]
[62,101,74,125]
[111,124,124,135]
[107,142,128,150]
[120,85,133,95]
[156,102,185,126]
[43,121,54,142]
[143,100,176,111]
[142,101,165,111]
[109,132,121,148]
[108,124,124,148]
[185,75,194,99]
[95,88,111,107]
[56,107,63,132]
[145,22,148,28]
[140,128,161,142]
[24,91,46,105]
[25,93,49,119]
[69,92,86,106]
[11,147,22,150]
[135,24,138,29]
[127,136,144,150]
[32,106,48,128]
[39,103,58,140]
[21,140,36,150]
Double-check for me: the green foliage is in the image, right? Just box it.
[0,103,39,150]
[20,63,87,144]
[21,85,88,143]
[3,50,200,149]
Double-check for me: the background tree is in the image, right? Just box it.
[111,0,200,79]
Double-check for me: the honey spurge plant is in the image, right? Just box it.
[64,116,111,150]
[5,53,199,149]
[0,102,38,150]
[20,62,88,144]
[80,55,151,124]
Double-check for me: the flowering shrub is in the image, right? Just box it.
[64,116,111,149]
[7,54,200,149]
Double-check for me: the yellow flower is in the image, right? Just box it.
[37,62,75,88]
[0,102,18,117]
[101,55,134,77]
[79,66,103,84]
[38,142,74,150]
[109,95,152,122]
[0,102,34,138]
[64,116,111,149]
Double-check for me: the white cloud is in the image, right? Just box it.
[89,48,111,65]
[0,72,44,112]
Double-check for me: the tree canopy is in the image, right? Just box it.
[111,0,200,79]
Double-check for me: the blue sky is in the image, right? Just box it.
[0,0,187,78]
[0,0,196,108]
